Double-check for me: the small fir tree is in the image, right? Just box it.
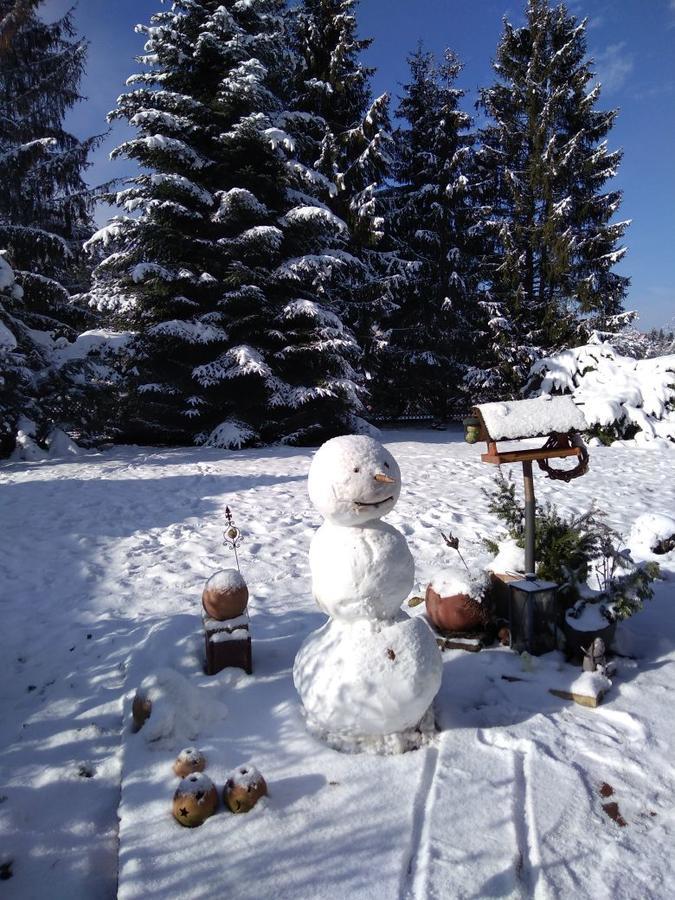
[475,0,630,392]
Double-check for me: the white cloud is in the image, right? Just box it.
[593,42,635,95]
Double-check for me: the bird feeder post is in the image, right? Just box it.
[522,459,536,574]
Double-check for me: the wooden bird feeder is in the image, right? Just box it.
[464,396,589,574]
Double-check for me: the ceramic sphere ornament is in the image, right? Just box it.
[202,569,248,621]
[173,747,207,778]
[223,764,267,813]
[131,690,152,733]
[172,772,218,828]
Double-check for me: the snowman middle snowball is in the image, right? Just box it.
[294,435,442,751]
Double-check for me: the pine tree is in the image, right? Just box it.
[90,0,364,448]
[289,0,410,374]
[374,46,481,419]
[0,0,98,448]
[475,0,630,391]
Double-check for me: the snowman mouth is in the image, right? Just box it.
[354,496,394,508]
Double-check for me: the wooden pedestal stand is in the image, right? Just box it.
[203,610,252,676]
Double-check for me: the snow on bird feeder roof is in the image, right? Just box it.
[474,395,587,442]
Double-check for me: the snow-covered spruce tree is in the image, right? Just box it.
[0,0,98,449]
[373,47,484,419]
[289,0,410,369]
[90,0,364,448]
[475,0,630,392]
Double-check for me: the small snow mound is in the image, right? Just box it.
[629,513,675,557]
[46,428,82,458]
[430,566,487,600]
[10,430,48,462]
[132,667,227,744]
[487,538,525,576]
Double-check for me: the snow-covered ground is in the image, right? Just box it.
[1,428,674,899]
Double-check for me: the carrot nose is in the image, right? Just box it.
[374,473,395,484]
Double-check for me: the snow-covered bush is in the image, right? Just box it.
[526,339,675,445]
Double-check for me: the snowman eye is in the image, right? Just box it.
[353,467,360,473]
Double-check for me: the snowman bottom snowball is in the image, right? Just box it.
[293,616,442,748]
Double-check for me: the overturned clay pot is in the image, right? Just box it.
[223,764,267,814]
[202,569,248,621]
[425,584,489,633]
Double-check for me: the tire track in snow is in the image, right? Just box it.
[477,729,548,900]
[400,739,440,900]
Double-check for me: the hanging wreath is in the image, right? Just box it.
[537,433,589,482]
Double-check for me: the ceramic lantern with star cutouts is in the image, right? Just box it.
[293,435,442,754]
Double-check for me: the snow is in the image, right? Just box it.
[225,762,263,791]
[1,429,675,898]
[0,320,17,351]
[282,206,348,234]
[565,602,612,632]
[488,537,525,575]
[430,566,488,600]
[204,569,246,594]
[476,395,587,440]
[53,329,132,365]
[202,419,257,450]
[175,771,214,797]
[0,254,15,290]
[529,342,675,444]
[203,612,249,634]
[629,513,675,559]
[146,320,228,345]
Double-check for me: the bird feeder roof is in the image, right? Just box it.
[473,396,587,442]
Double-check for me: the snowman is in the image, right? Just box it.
[293,435,442,753]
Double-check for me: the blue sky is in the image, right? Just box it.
[44,0,675,329]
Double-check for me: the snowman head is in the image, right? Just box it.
[308,435,401,525]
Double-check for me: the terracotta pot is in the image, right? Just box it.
[202,569,248,621]
[425,584,489,633]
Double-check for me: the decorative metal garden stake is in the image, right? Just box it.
[223,506,243,573]
[440,530,471,575]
